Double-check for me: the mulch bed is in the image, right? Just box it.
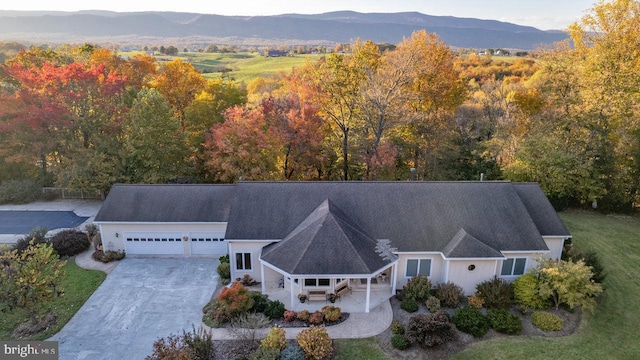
[375,296,582,360]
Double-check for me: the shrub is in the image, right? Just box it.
[250,291,269,313]
[12,227,48,254]
[296,326,333,360]
[250,347,280,360]
[467,294,485,309]
[536,258,603,312]
[563,244,606,284]
[146,333,193,360]
[406,312,456,348]
[453,306,490,337]
[183,325,215,360]
[513,273,549,310]
[308,311,324,325]
[297,310,310,322]
[391,334,410,350]
[264,300,285,320]
[283,310,296,322]
[85,223,98,238]
[475,277,513,309]
[434,282,464,308]
[400,298,419,313]
[92,250,126,263]
[217,262,231,280]
[487,309,522,335]
[261,327,287,351]
[531,311,563,331]
[403,275,432,302]
[280,345,305,360]
[49,230,90,257]
[322,305,342,322]
[0,179,41,204]
[219,254,230,263]
[229,313,271,342]
[217,281,254,319]
[425,296,441,313]
[390,320,405,335]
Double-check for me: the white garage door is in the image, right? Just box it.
[124,232,184,255]
[189,232,226,255]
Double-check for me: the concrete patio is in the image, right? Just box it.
[258,279,393,314]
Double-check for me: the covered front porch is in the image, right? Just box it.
[260,262,397,313]
[264,278,393,313]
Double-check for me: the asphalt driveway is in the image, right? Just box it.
[50,257,219,360]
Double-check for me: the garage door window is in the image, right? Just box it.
[235,252,252,271]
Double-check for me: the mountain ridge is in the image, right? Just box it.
[0,10,568,49]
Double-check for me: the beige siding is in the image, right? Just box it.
[543,237,566,259]
[395,254,444,289]
[447,259,498,295]
[228,241,273,282]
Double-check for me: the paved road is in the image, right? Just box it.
[49,258,219,360]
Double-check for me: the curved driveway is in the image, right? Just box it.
[50,257,219,360]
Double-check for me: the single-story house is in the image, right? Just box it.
[94,181,570,312]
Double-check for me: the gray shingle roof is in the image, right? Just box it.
[442,228,505,258]
[226,181,552,253]
[260,199,394,275]
[513,183,571,236]
[94,184,235,222]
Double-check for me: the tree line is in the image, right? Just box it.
[1,0,639,211]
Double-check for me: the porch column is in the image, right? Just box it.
[365,277,371,313]
[290,277,296,310]
[391,263,397,296]
[260,263,266,294]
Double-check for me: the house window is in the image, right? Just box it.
[303,278,330,287]
[235,252,252,271]
[501,258,526,276]
[406,259,431,277]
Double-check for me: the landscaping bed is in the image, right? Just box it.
[376,296,582,360]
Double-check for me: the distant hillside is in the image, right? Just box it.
[0,10,568,49]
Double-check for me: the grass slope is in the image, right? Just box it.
[0,258,106,340]
[453,210,640,359]
[120,52,317,83]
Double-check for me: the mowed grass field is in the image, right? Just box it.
[120,51,319,83]
[453,210,640,360]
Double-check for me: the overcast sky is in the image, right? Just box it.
[2,0,598,30]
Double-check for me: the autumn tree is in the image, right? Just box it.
[204,107,278,182]
[184,79,247,179]
[122,88,191,183]
[394,30,466,180]
[261,95,328,180]
[311,52,365,180]
[151,58,206,128]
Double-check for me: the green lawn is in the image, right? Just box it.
[0,258,106,340]
[119,51,318,83]
[453,210,640,359]
[334,338,390,360]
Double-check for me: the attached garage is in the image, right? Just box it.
[124,232,184,255]
[190,232,226,255]
[94,184,234,257]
